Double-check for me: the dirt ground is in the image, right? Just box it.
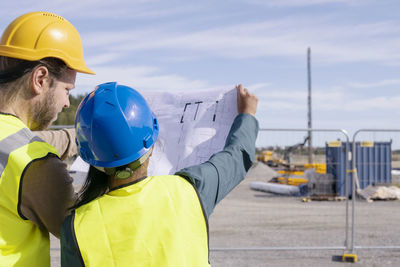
[50,165,400,266]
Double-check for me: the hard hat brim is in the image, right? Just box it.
[0,46,95,75]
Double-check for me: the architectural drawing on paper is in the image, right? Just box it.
[145,88,237,176]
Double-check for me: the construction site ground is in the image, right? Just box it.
[50,163,400,266]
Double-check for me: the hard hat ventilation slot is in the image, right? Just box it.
[154,118,158,130]
[41,13,64,21]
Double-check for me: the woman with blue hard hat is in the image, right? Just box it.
[60,82,259,266]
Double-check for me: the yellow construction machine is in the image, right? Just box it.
[259,137,326,186]
[257,150,285,167]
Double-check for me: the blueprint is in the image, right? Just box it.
[70,87,238,176]
[145,87,237,175]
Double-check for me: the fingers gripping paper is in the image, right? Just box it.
[70,87,238,176]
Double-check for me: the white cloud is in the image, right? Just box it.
[0,0,200,37]
[78,15,400,66]
[247,82,271,91]
[86,53,122,66]
[74,65,215,95]
[254,84,400,113]
[3,2,399,66]
[252,0,367,7]
[348,79,400,88]
[0,0,187,20]
[60,1,193,19]
[314,90,400,112]
[348,96,400,110]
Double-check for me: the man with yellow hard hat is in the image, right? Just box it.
[0,11,94,266]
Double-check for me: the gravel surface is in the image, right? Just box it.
[209,163,400,266]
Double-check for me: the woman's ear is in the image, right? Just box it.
[31,65,50,95]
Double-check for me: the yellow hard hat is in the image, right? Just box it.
[0,11,94,74]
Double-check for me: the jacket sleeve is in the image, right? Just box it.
[175,113,258,218]
[34,128,77,161]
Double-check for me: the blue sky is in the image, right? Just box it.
[1,0,400,143]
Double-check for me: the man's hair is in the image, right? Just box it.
[0,56,69,105]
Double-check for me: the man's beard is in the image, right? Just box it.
[30,89,58,131]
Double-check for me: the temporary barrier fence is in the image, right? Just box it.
[212,128,400,264]
[210,128,354,262]
[349,129,400,258]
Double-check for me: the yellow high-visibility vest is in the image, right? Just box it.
[0,114,59,267]
[73,175,210,267]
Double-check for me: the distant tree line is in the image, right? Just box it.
[53,94,87,126]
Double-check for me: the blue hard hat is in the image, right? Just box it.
[75,82,159,168]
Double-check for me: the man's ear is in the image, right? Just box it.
[31,66,50,95]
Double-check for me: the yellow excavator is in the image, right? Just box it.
[257,150,285,167]
[258,137,326,186]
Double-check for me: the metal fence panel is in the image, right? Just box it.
[350,130,400,255]
[213,128,352,252]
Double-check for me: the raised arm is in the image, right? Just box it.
[176,84,259,217]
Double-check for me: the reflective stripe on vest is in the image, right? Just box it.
[0,128,42,175]
[0,114,59,267]
[73,175,210,267]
